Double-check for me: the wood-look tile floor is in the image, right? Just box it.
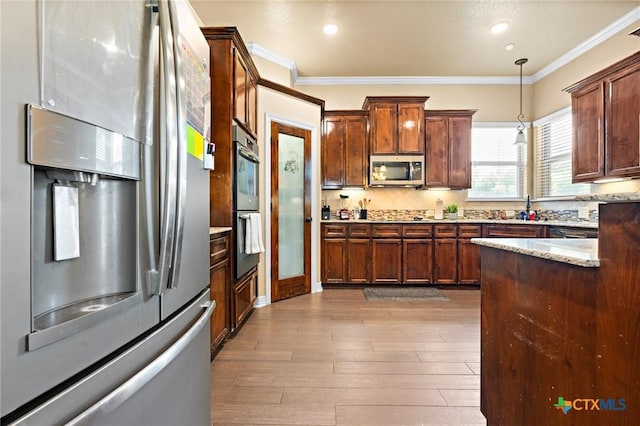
[210,288,485,425]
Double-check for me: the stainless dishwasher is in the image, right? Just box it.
[548,226,598,239]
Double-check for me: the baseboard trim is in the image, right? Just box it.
[312,281,323,293]
[253,295,269,308]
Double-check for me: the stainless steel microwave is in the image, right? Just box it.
[369,155,424,186]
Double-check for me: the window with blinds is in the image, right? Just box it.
[468,124,527,200]
[533,108,590,198]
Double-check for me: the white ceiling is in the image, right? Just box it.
[192,1,640,83]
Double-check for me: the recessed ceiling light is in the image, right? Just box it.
[323,24,338,35]
[490,22,509,34]
[505,43,515,51]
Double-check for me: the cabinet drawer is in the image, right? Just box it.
[210,234,229,266]
[483,224,544,238]
[434,224,457,238]
[371,224,403,238]
[349,224,371,238]
[458,224,482,238]
[322,223,348,238]
[402,224,433,238]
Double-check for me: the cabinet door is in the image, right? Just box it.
[403,239,433,284]
[448,116,472,188]
[370,103,397,154]
[434,239,457,284]
[458,239,480,284]
[397,103,424,154]
[371,239,402,284]
[572,83,605,182]
[321,117,346,188]
[425,116,449,187]
[321,238,347,283]
[605,64,640,177]
[209,260,229,350]
[344,115,368,186]
[234,51,247,126]
[347,239,370,284]
[233,270,256,330]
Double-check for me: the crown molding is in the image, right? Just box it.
[532,5,640,82]
[245,5,640,86]
[294,76,534,86]
[246,42,298,82]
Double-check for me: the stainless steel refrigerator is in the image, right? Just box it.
[0,0,214,424]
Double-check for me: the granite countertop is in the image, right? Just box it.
[471,237,599,268]
[321,218,598,228]
[210,226,232,235]
[574,192,640,202]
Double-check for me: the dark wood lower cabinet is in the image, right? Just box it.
[320,222,569,286]
[434,238,458,284]
[371,239,402,284]
[347,239,370,283]
[321,237,347,283]
[232,268,257,332]
[457,224,482,284]
[457,239,480,284]
[209,232,230,357]
[403,239,433,284]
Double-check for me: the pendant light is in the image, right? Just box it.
[514,58,528,145]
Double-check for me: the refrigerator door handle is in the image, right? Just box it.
[152,0,179,295]
[142,7,162,295]
[64,300,215,426]
[167,0,187,291]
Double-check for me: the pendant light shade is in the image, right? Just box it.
[514,58,528,145]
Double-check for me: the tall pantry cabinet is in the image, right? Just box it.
[202,27,259,355]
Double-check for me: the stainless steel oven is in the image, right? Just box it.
[235,212,260,279]
[234,125,259,211]
[233,125,260,279]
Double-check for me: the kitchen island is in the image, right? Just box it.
[474,201,640,425]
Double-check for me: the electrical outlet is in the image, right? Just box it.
[578,207,589,219]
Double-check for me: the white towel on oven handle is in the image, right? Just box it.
[245,212,265,254]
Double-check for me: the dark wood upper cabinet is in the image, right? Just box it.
[202,27,260,227]
[565,51,640,183]
[363,96,429,155]
[233,49,258,136]
[321,111,368,188]
[605,62,640,177]
[424,110,476,189]
[570,82,605,182]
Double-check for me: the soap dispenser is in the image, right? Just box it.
[435,199,444,220]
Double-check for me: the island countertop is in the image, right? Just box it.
[472,237,599,267]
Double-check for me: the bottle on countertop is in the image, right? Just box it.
[434,199,444,220]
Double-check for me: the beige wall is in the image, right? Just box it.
[533,23,640,120]
[297,84,532,123]
[255,85,322,300]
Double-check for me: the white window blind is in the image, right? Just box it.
[468,124,527,200]
[534,109,590,198]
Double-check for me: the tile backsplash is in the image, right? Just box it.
[322,188,599,223]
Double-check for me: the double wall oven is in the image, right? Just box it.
[233,125,260,279]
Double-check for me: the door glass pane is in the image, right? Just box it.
[278,132,304,279]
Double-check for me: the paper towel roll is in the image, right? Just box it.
[435,199,443,220]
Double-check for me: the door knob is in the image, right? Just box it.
[305,216,312,223]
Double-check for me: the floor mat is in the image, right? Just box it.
[363,287,450,301]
